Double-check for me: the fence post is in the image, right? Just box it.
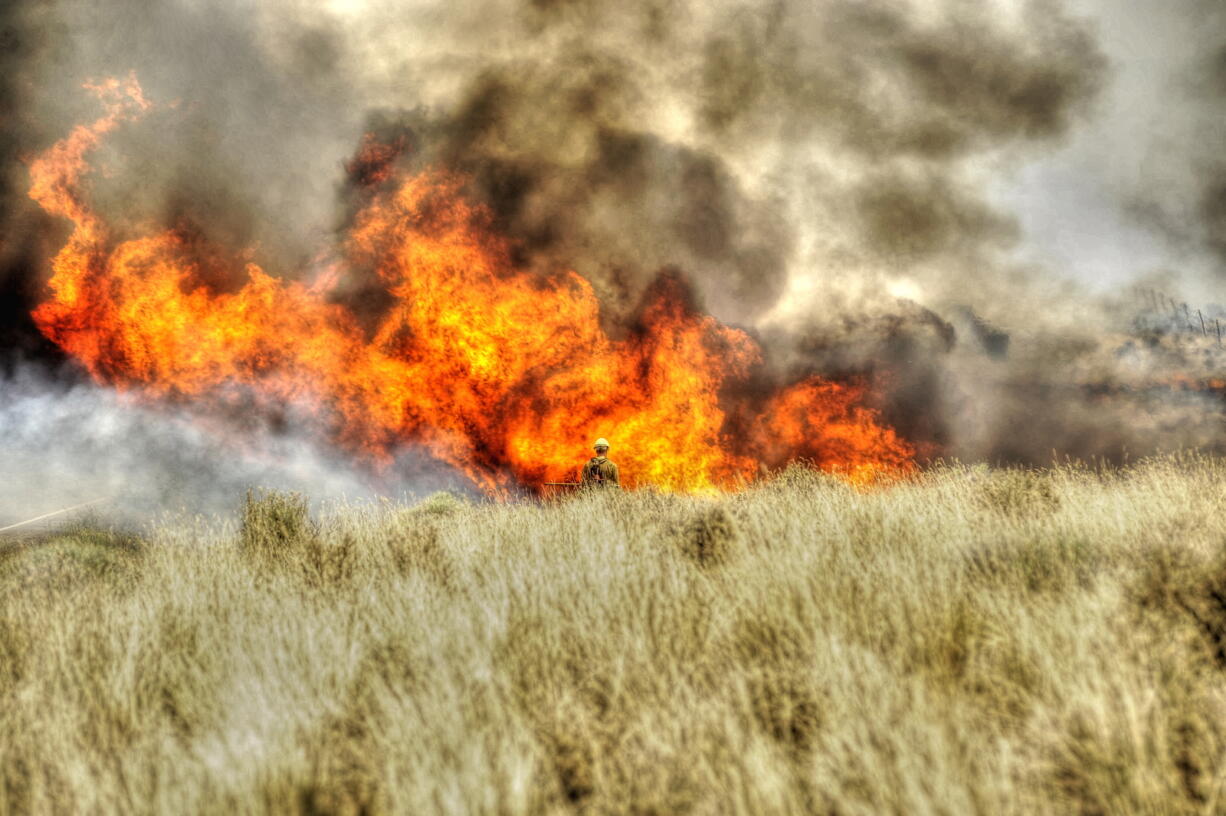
[1199,309,1207,335]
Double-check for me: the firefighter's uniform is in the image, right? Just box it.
[581,438,620,488]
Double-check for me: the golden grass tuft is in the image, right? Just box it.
[5,457,1226,813]
[240,488,316,561]
[673,504,740,566]
[976,466,1063,517]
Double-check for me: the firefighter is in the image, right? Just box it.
[581,438,620,488]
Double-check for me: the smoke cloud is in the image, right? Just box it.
[0,370,472,531]
[3,0,1226,510]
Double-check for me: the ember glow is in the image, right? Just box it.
[28,77,915,493]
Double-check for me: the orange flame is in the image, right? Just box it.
[28,78,915,493]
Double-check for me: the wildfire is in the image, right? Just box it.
[27,76,915,493]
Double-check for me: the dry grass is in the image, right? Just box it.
[5,456,1226,814]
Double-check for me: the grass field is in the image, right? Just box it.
[4,457,1226,814]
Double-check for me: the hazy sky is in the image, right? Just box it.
[995,0,1221,300]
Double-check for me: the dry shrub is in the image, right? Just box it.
[358,635,425,693]
[0,756,34,816]
[961,636,1045,726]
[746,668,823,754]
[1035,543,1226,815]
[965,534,1106,593]
[753,461,853,496]
[410,491,468,518]
[977,468,1062,517]
[728,613,823,753]
[240,489,364,589]
[1169,712,1219,807]
[0,617,30,693]
[387,522,453,587]
[673,504,740,566]
[1045,671,1225,816]
[371,492,465,587]
[730,613,812,666]
[301,708,381,816]
[301,532,359,589]
[132,605,216,740]
[1131,544,1205,615]
[910,594,993,683]
[539,711,597,805]
[240,488,316,564]
[1133,543,1226,666]
[0,525,142,593]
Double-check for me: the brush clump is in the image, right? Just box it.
[0,520,142,593]
[672,504,740,566]
[976,466,1063,517]
[240,488,315,562]
[4,456,1226,814]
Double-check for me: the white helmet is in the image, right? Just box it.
[593,438,610,450]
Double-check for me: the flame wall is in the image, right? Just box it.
[26,78,914,493]
[3,0,1226,508]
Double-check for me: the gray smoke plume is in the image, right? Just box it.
[4,0,1105,315]
[1135,0,1226,280]
[4,0,1226,510]
[0,370,474,531]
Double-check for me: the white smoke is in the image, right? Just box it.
[0,370,475,530]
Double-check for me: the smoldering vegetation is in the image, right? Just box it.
[7,458,1226,812]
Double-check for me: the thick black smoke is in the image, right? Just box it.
[0,4,62,376]
[342,0,1104,329]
